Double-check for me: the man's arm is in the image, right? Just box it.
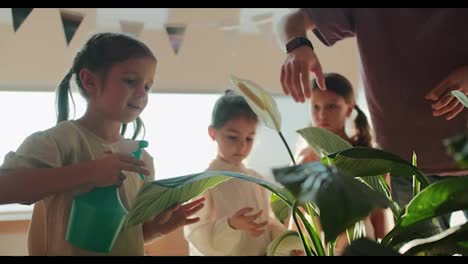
[277,9,316,46]
[277,9,326,102]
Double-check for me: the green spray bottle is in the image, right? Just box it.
[65,139,148,252]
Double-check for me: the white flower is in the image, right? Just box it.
[230,75,282,131]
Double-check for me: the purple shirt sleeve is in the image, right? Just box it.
[302,8,355,46]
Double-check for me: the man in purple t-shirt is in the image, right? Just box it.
[277,8,467,228]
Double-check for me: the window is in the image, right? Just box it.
[0,91,310,220]
[0,91,56,220]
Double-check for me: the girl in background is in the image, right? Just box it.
[296,73,394,255]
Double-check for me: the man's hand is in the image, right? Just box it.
[425,66,468,120]
[281,46,326,103]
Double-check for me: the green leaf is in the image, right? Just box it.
[125,170,285,228]
[452,90,468,108]
[270,188,294,224]
[273,162,391,242]
[387,176,468,244]
[295,206,326,256]
[230,75,282,131]
[361,175,400,219]
[330,147,420,177]
[267,230,303,256]
[297,127,352,158]
[384,177,468,247]
[329,147,430,186]
[400,222,468,256]
[385,218,442,249]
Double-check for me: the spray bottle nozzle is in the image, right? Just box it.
[133,140,149,180]
[138,140,149,149]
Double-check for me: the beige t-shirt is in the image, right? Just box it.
[1,121,155,256]
[184,157,285,256]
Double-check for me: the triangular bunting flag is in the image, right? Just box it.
[120,20,144,38]
[12,8,33,32]
[165,24,186,55]
[60,11,84,45]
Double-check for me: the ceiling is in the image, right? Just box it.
[0,8,359,94]
[92,8,291,33]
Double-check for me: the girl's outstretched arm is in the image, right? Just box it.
[0,165,93,205]
[0,153,149,205]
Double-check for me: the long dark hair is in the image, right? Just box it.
[211,90,258,129]
[56,32,156,139]
[312,73,372,147]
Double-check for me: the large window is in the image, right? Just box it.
[2,91,465,226]
[0,91,310,219]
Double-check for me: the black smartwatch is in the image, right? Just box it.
[285,37,314,53]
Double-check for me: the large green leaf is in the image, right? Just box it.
[399,222,468,256]
[385,176,468,245]
[384,178,468,247]
[329,147,430,186]
[273,162,391,242]
[297,127,352,158]
[270,188,294,224]
[125,170,285,228]
[385,218,442,249]
[330,147,420,177]
[452,90,468,108]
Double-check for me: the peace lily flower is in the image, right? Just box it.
[230,75,310,253]
[230,75,295,165]
[230,75,282,132]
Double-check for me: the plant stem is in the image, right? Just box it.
[416,172,431,187]
[328,241,335,256]
[296,208,326,256]
[279,130,300,235]
[346,228,352,245]
[279,131,296,166]
[306,202,327,255]
[306,203,320,236]
[292,201,315,256]
[412,152,421,197]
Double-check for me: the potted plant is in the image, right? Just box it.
[124,79,468,256]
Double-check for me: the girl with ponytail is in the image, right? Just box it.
[296,72,393,255]
[0,32,204,255]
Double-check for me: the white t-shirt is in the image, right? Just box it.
[184,157,285,256]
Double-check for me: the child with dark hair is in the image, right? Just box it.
[297,72,372,163]
[0,32,204,255]
[184,90,300,256]
[296,72,393,255]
